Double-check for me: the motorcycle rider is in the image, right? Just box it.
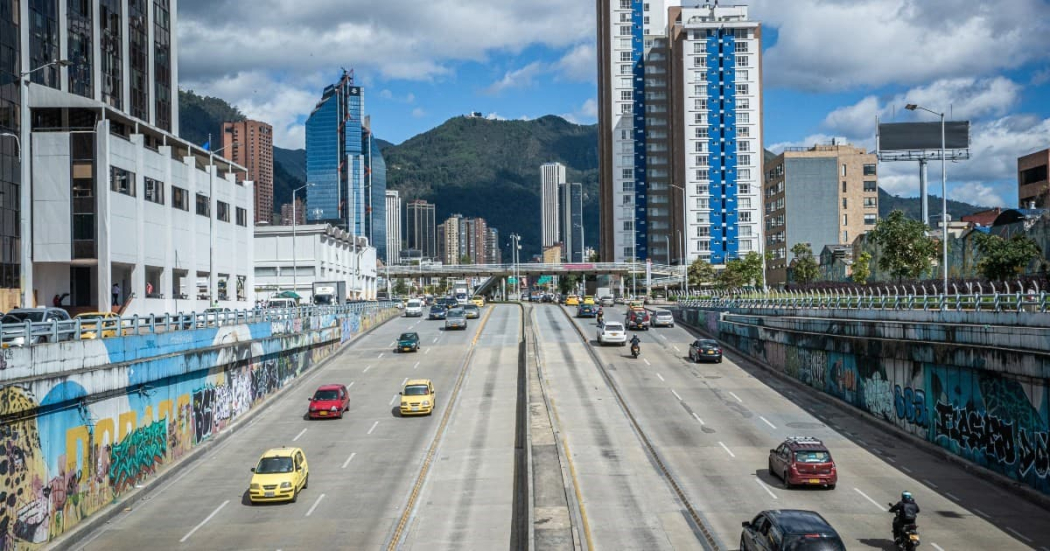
[889,491,920,544]
[630,335,641,356]
[597,307,604,325]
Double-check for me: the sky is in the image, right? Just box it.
[177,0,1050,209]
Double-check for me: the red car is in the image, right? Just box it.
[768,436,837,489]
[308,384,350,419]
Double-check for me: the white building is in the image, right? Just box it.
[540,162,565,248]
[254,224,377,303]
[385,190,402,264]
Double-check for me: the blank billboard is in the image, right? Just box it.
[878,121,970,151]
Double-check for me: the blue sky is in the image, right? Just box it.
[178,0,1050,208]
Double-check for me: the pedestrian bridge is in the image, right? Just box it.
[384,262,685,281]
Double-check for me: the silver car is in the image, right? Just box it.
[650,311,675,328]
[445,309,468,330]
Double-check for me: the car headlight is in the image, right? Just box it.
[250,483,260,490]
[330,406,338,412]
[280,482,292,489]
[422,401,430,406]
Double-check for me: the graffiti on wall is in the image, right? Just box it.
[108,420,167,493]
[896,385,928,428]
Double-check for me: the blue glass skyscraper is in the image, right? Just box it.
[366,126,388,262]
[306,70,367,236]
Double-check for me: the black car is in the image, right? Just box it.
[428,305,447,320]
[688,339,722,363]
[741,510,845,551]
[396,332,420,353]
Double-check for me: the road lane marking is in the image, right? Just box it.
[945,492,960,501]
[402,377,408,385]
[973,508,990,518]
[759,416,776,429]
[389,394,399,406]
[729,391,743,403]
[901,466,913,473]
[672,345,681,352]
[389,340,396,347]
[368,421,379,435]
[886,457,896,463]
[425,348,431,354]
[305,493,326,517]
[756,478,778,499]
[855,438,867,445]
[660,334,668,340]
[692,412,704,425]
[180,500,228,542]
[433,337,439,343]
[364,365,372,373]
[413,361,420,369]
[930,544,945,551]
[718,442,736,458]
[341,453,357,469]
[671,389,683,401]
[378,352,385,359]
[643,358,651,366]
[923,478,939,488]
[348,382,354,389]
[1007,527,1033,543]
[292,428,307,442]
[853,487,884,511]
[656,372,664,381]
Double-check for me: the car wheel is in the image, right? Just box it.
[717,358,723,363]
[291,488,298,503]
[670,324,675,328]
[782,472,792,489]
[304,473,309,489]
[740,536,748,551]
[828,484,836,490]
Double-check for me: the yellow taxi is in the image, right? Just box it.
[565,295,580,306]
[400,379,436,416]
[471,296,485,307]
[248,447,309,503]
[74,312,125,339]
[583,295,596,305]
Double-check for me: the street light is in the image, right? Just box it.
[670,183,689,296]
[509,233,522,300]
[292,183,315,299]
[19,59,72,307]
[905,103,948,293]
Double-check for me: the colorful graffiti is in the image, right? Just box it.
[896,385,928,428]
[109,420,167,493]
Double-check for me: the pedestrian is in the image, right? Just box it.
[112,283,120,306]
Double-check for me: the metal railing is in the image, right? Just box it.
[0,301,402,349]
[675,286,1050,313]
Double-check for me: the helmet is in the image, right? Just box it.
[901,491,912,500]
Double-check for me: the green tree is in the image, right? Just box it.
[392,278,408,296]
[688,258,715,287]
[558,274,581,294]
[868,210,938,282]
[789,243,819,284]
[717,260,748,290]
[852,251,873,285]
[459,254,473,264]
[974,233,1042,281]
[588,250,600,262]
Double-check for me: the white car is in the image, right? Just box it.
[405,299,424,317]
[597,322,627,346]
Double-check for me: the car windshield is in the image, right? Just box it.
[431,306,443,311]
[399,333,417,340]
[256,456,294,474]
[795,450,831,463]
[699,341,719,347]
[604,324,623,331]
[404,385,430,396]
[2,312,45,323]
[407,300,421,307]
[313,389,340,400]
[784,536,846,551]
[448,310,465,318]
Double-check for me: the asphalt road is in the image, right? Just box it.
[556,303,1050,550]
[73,305,515,551]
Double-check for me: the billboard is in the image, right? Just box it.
[878,121,970,151]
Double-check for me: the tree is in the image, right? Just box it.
[790,243,819,284]
[688,258,715,287]
[588,250,600,262]
[460,254,473,264]
[852,252,873,285]
[392,278,409,296]
[716,252,765,290]
[558,274,581,294]
[868,210,938,282]
[974,233,1042,281]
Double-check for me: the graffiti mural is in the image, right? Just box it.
[108,420,167,493]
[895,385,928,428]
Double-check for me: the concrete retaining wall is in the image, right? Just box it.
[0,307,399,547]
[677,307,1050,497]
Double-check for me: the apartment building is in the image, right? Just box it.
[541,162,566,247]
[1018,148,1050,208]
[385,190,402,264]
[222,120,274,223]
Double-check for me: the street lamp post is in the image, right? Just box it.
[509,233,521,300]
[291,183,315,299]
[905,104,949,293]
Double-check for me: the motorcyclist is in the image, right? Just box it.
[630,335,641,355]
[597,307,604,324]
[889,491,920,543]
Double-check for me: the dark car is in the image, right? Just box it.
[741,510,845,551]
[688,339,722,363]
[396,332,420,353]
[768,437,838,489]
[428,305,447,320]
[307,384,350,419]
[624,309,650,330]
[576,304,598,318]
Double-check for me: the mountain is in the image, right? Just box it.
[178,89,244,146]
[877,188,986,221]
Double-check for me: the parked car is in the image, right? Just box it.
[624,309,650,330]
[400,379,436,416]
[650,310,675,328]
[768,436,838,489]
[613,297,626,304]
[596,322,627,346]
[445,308,468,330]
[688,339,722,363]
[396,332,420,353]
[740,510,845,551]
[248,447,309,503]
[307,384,350,419]
[428,305,447,320]
[74,312,125,339]
[1,307,73,347]
[404,299,424,317]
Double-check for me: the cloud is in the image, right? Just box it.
[484,62,547,95]
[1032,67,1050,85]
[951,182,1007,209]
[752,0,1050,92]
[559,98,598,125]
[485,112,507,120]
[555,43,596,82]
[411,107,426,118]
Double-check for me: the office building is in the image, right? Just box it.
[363,115,387,262]
[541,162,566,247]
[597,1,764,267]
[1019,148,1050,208]
[222,120,274,223]
[406,199,437,259]
[560,182,585,262]
[486,228,501,264]
[280,198,305,226]
[763,143,879,286]
[254,224,377,302]
[385,190,402,264]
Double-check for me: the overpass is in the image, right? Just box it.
[384,261,688,288]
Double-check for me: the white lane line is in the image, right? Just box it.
[643,358,651,366]
[363,365,372,373]
[413,361,420,369]
[305,493,326,517]
[853,487,884,511]
[718,442,736,458]
[367,421,379,435]
[901,466,913,473]
[930,544,945,551]
[656,372,665,382]
[759,416,777,429]
[855,438,868,445]
[347,382,354,389]
[672,346,681,353]
[755,478,778,500]
[923,478,939,489]
[671,389,683,401]
[292,428,307,442]
[692,412,705,425]
[973,508,991,518]
[729,391,743,403]
[401,377,409,385]
[945,492,960,501]
[425,348,431,355]
[341,452,357,469]
[180,500,229,542]
[378,352,384,359]
[660,334,668,340]
[389,393,399,406]
[1007,527,1034,543]
[886,457,897,464]
[389,340,396,347]
[433,337,439,343]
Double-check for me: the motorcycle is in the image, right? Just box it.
[597,312,604,325]
[630,343,640,358]
[888,504,921,550]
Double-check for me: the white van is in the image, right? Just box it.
[266,298,298,309]
[405,299,424,317]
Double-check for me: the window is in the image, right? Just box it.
[865,214,877,225]
[144,177,164,204]
[739,112,749,124]
[739,183,750,195]
[842,181,847,193]
[619,25,631,36]
[737,70,748,81]
[620,103,632,114]
[739,154,751,166]
[620,51,633,63]
[696,169,709,180]
[864,180,877,192]
[696,184,709,195]
[735,41,748,53]
[622,181,634,192]
[620,155,632,165]
[739,169,751,179]
[196,193,210,217]
[696,127,709,139]
[110,166,136,197]
[696,197,709,209]
[217,201,230,222]
[697,155,709,166]
[738,55,748,66]
[623,220,634,231]
[738,126,750,137]
[695,141,706,152]
[697,240,710,252]
[619,0,629,7]
[738,97,750,109]
[236,207,247,227]
[620,90,632,101]
[172,186,189,211]
[740,211,752,222]
[738,141,750,152]
[739,225,752,237]
[736,83,748,95]
[699,98,708,110]
[696,226,709,237]
[842,214,848,226]
[739,240,752,252]
[841,164,847,176]
[843,231,849,242]
[693,42,705,53]
[622,194,633,205]
[864,197,877,208]
[842,197,848,208]
[619,64,632,75]
[740,197,752,209]
[643,15,649,24]
[863,164,877,176]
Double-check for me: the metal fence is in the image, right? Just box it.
[678,289,1049,313]
[0,301,402,348]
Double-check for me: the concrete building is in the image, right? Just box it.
[407,199,437,260]
[560,182,585,262]
[221,120,273,224]
[439,215,461,265]
[486,227,501,264]
[1018,148,1049,208]
[541,162,566,247]
[254,224,377,302]
[280,198,305,226]
[764,143,879,287]
[385,190,402,264]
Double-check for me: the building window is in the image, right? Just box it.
[738,141,750,152]
[144,177,164,204]
[623,221,634,231]
[864,214,877,225]
[740,225,752,237]
[738,97,750,109]
[740,240,752,252]
[100,0,123,110]
[697,155,709,166]
[738,126,750,137]
[622,181,634,192]
[696,197,709,209]
[842,197,848,208]
[620,51,633,62]
[736,83,748,95]
[622,194,633,205]
[739,154,751,166]
[735,41,748,53]
[696,127,709,138]
[842,214,848,226]
[737,70,748,81]
[619,64,632,75]
[236,207,248,226]
[739,169,751,179]
[740,212,752,222]
[843,231,849,242]
[863,164,877,176]
[695,142,706,152]
[217,201,230,222]
[622,168,634,179]
[696,169,709,180]
[621,103,632,114]
[864,197,877,208]
[696,184,709,195]
[740,197,752,209]
[172,185,189,211]
[841,164,847,176]
[110,166,136,196]
[619,25,631,36]
[864,180,877,192]
[196,193,210,217]
[842,181,847,192]
[128,0,149,120]
[739,112,749,124]
[738,55,748,66]
[620,90,633,101]
[696,225,710,237]
[739,183,750,195]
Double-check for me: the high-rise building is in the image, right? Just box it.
[461,217,489,265]
[560,182,585,262]
[280,198,306,226]
[541,162,566,247]
[763,143,879,287]
[1019,148,1050,209]
[486,228,501,264]
[440,215,461,264]
[222,120,274,223]
[385,190,402,264]
[598,1,763,267]
[406,200,437,260]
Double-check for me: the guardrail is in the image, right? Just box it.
[677,292,1049,313]
[0,301,402,348]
